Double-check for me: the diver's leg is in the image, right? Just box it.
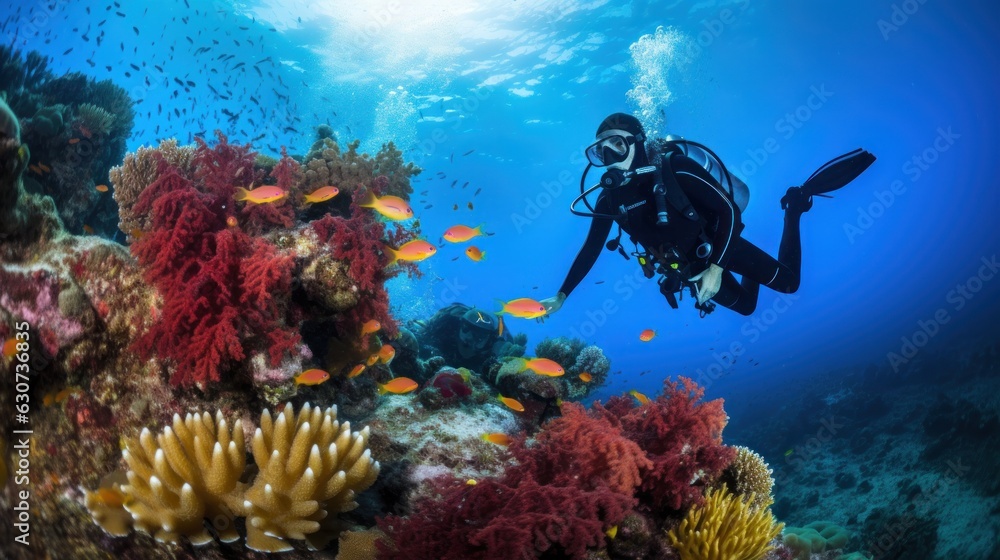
[776,211,803,292]
[711,270,759,315]
[726,233,800,294]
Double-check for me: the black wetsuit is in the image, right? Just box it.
[559,150,804,315]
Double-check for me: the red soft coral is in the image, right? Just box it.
[131,135,300,389]
[597,377,736,512]
[377,404,642,559]
[240,148,298,234]
[378,475,631,560]
[515,402,652,495]
[311,197,418,346]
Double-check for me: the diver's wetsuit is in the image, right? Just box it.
[558,151,804,315]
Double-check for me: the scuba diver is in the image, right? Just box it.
[412,303,516,371]
[541,113,875,316]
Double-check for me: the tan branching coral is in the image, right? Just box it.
[301,137,418,199]
[335,529,388,560]
[110,138,195,235]
[667,486,783,560]
[85,403,380,553]
[244,403,380,552]
[119,410,247,545]
[721,445,775,511]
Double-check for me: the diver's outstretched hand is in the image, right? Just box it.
[694,264,724,305]
[537,292,567,323]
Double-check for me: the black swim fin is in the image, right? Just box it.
[801,148,876,197]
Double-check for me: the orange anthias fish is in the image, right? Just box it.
[498,395,525,412]
[361,320,381,336]
[366,354,380,366]
[465,246,485,262]
[295,369,330,386]
[443,223,486,243]
[378,377,418,395]
[639,329,656,342]
[37,162,51,173]
[304,185,339,204]
[378,344,396,364]
[234,184,286,204]
[496,297,547,319]
[348,364,366,378]
[359,191,413,221]
[579,372,592,383]
[513,357,565,377]
[95,184,109,192]
[3,338,21,358]
[384,240,436,265]
[481,433,512,447]
[629,389,650,405]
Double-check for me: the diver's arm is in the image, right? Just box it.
[671,154,740,269]
[557,197,615,298]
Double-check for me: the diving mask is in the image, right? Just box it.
[585,134,635,167]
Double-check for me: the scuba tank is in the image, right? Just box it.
[664,135,750,213]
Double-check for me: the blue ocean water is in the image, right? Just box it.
[3,0,999,557]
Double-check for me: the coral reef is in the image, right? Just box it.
[1,46,135,235]
[418,368,473,410]
[376,378,739,559]
[309,204,418,347]
[86,403,380,552]
[667,486,783,560]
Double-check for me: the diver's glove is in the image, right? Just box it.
[692,264,724,305]
[538,292,567,321]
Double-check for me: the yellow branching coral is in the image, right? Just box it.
[667,486,783,560]
[722,446,775,510]
[86,403,380,553]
